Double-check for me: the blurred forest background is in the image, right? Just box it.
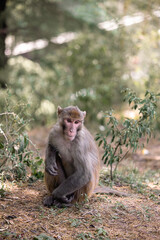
[0,0,160,130]
[1,2,160,239]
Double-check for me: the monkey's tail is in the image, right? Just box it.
[94,186,128,197]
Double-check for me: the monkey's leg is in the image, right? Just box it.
[73,166,99,202]
[73,179,95,203]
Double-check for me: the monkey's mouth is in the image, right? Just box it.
[65,134,75,141]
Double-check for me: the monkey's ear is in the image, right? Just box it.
[83,111,86,118]
[57,106,63,116]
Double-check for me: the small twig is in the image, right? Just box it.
[0,127,8,144]
[0,196,19,201]
[3,218,10,225]
[16,119,32,133]
[0,112,17,117]
[0,227,8,232]
[6,196,19,199]
[113,142,121,157]
[82,211,95,216]
[28,138,42,157]
[110,141,121,180]
[40,225,48,232]
[119,149,130,163]
[0,198,13,201]
[113,149,130,174]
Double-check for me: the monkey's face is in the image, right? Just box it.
[63,118,82,141]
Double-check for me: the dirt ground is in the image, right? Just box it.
[0,127,160,240]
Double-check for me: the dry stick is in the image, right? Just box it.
[110,141,121,180]
[0,112,18,143]
[28,138,41,156]
[0,227,8,232]
[0,157,8,168]
[113,149,130,175]
[0,112,17,117]
[0,127,8,144]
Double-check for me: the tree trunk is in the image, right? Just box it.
[0,0,7,88]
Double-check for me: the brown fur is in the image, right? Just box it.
[69,109,82,119]
[44,106,99,206]
[45,171,97,203]
[58,106,86,120]
[44,126,100,203]
[45,156,66,193]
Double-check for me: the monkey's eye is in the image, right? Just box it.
[75,120,80,124]
[66,118,72,123]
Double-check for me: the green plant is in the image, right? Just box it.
[76,232,93,240]
[0,231,27,240]
[33,234,56,240]
[0,184,6,198]
[140,206,152,220]
[96,227,109,240]
[76,228,109,240]
[96,89,160,180]
[112,201,126,211]
[70,218,82,227]
[0,91,43,181]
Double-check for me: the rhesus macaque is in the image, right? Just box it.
[43,106,100,207]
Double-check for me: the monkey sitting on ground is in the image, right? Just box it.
[43,106,127,208]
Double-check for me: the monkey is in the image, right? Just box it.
[43,106,100,207]
[43,106,127,208]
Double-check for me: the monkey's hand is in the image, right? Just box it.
[54,195,73,204]
[53,194,74,208]
[59,194,74,203]
[53,192,74,204]
[43,195,54,207]
[45,163,58,176]
[43,194,74,208]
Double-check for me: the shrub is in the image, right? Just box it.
[0,91,43,181]
[96,89,160,180]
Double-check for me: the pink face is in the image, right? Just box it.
[64,118,82,141]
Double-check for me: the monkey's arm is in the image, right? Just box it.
[52,162,91,202]
[45,144,58,176]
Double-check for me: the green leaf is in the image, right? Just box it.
[102,151,108,161]
[111,135,115,143]
[0,142,4,149]
[36,159,43,166]
[145,90,149,96]
[104,156,108,165]
[98,140,103,147]
[95,136,101,141]
[24,135,29,149]
[120,148,122,154]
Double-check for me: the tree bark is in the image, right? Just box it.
[0,0,7,88]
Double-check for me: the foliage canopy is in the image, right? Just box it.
[0,0,160,127]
